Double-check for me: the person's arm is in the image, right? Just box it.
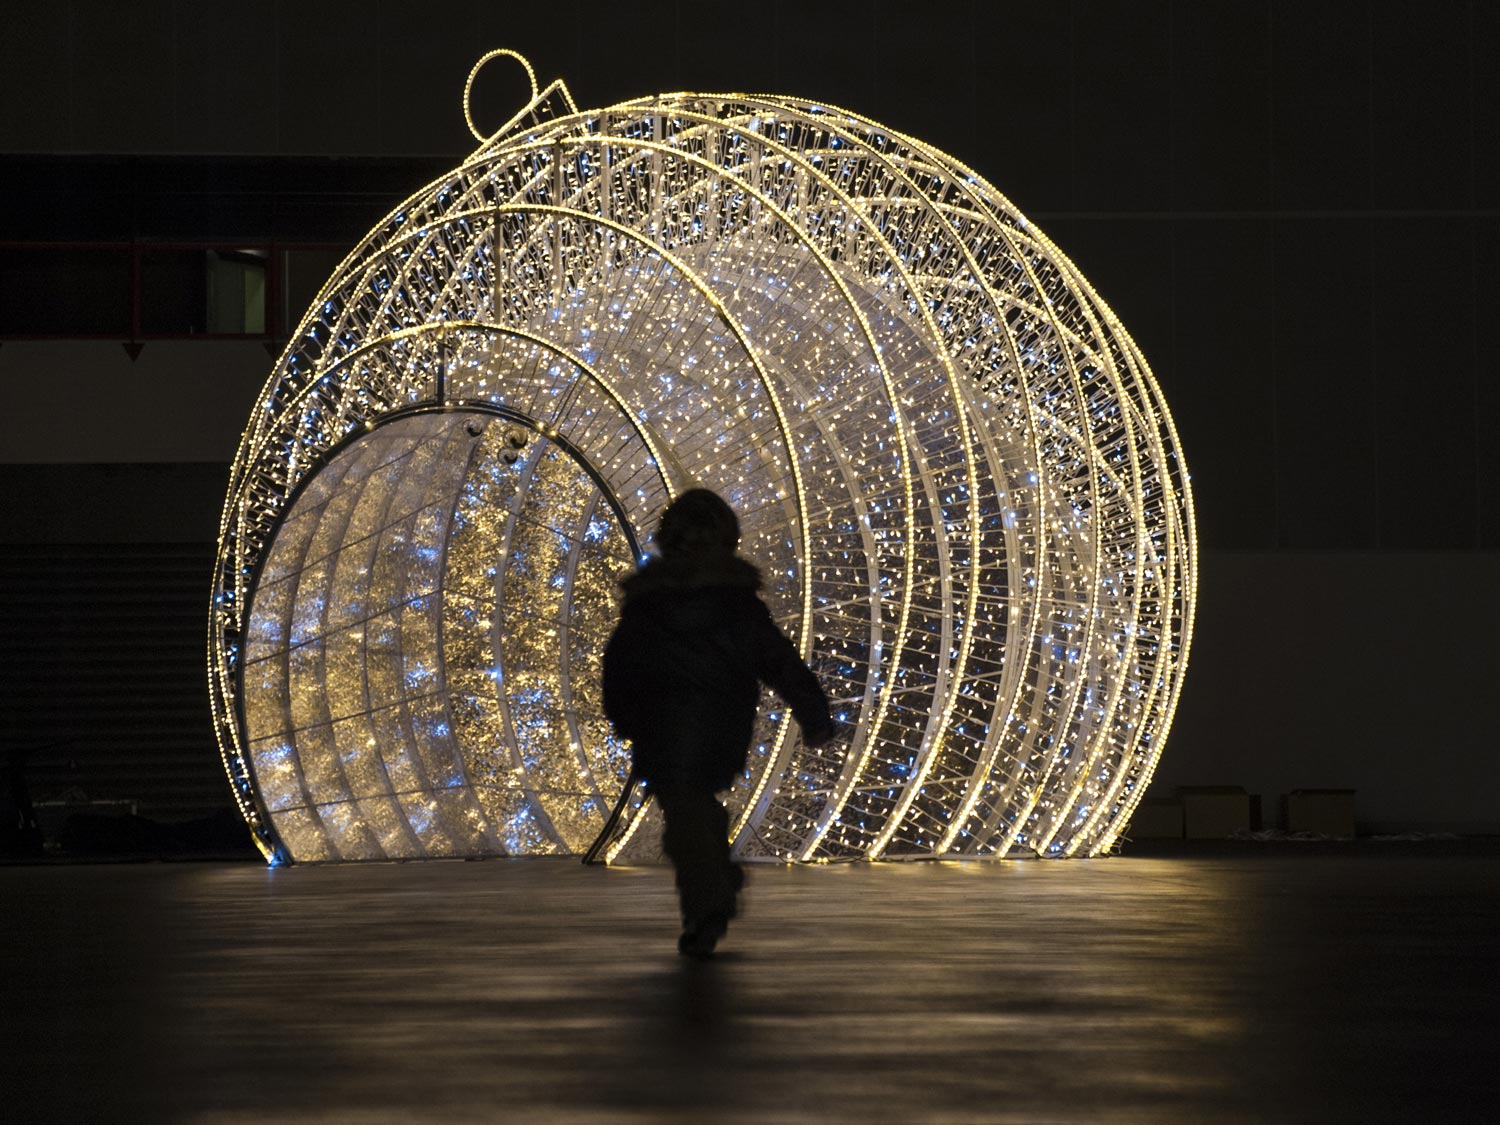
[601,618,639,742]
[750,600,836,745]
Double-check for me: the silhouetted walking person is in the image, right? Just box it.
[603,489,834,958]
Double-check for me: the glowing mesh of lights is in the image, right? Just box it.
[210,51,1196,864]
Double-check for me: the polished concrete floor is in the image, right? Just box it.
[4,849,1498,1123]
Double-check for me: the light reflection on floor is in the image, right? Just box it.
[4,852,1497,1122]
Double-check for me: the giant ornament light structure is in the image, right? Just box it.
[210,52,1197,865]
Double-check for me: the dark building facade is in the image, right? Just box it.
[2,0,1495,833]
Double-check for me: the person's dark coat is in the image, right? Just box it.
[602,553,832,792]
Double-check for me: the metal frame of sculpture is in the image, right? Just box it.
[209,51,1197,865]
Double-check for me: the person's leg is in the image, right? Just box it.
[654,783,734,955]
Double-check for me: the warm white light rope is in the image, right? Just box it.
[209,53,1196,864]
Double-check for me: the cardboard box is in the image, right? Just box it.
[1177,786,1251,839]
[1285,789,1356,837]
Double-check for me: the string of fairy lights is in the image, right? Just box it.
[209,51,1196,865]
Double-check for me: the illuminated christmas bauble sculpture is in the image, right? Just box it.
[210,51,1197,865]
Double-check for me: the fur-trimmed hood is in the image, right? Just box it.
[619,553,763,602]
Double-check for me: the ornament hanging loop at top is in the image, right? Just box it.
[463,49,540,142]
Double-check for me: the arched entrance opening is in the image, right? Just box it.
[240,407,644,861]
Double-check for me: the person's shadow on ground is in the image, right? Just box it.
[585,955,756,1117]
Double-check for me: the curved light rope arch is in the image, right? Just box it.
[480,201,839,860]
[210,54,1196,863]
[718,108,1056,857]
[495,151,930,859]
[893,132,1196,854]
[794,103,1190,857]
[571,112,983,860]
[595,120,979,858]
[591,96,1188,858]
[809,111,1146,858]
[241,408,642,861]
[461,147,932,859]
[608,100,1098,858]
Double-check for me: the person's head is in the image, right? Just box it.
[656,488,740,559]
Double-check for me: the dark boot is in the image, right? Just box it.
[677,912,728,959]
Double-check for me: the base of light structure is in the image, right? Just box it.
[210,51,1197,866]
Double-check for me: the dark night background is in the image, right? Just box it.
[1,0,1495,842]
